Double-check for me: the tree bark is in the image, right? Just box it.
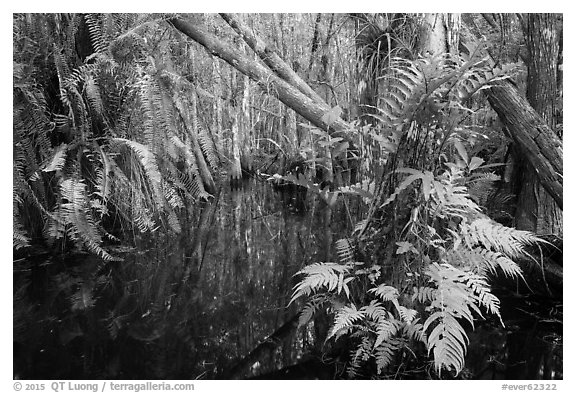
[486,81,563,210]
[218,13,327,107]
[168,17,351,136]
[513,14,562,235]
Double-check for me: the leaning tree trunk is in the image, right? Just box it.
[485,81,563,211]
[219,13,327,106]
[168,17,351,137]
[512,13,562,235]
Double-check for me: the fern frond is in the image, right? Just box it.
[397,305,418,324]
[369,284,399,302]
[425,312,468,375]
[361,300,389,322]
[469,247,522,279]
[336,238,356,264]
[13,216,30,250]
[162,179,184,209]
[85,14,108,54]
[379,169,432,208]
[59,178,114,261]
[412,286,437,304]
[464,273,502,323]
[348,335,372,378]
[297,294,329,328]
[463,218,542,258]
[42,144,68,173]
[375,337,403,374]
[289,262,352,305]
[328,304,364,340]
[402,320,427,344]
[166,209,181,234]
[113,138,164,207]
[196,121,220,171]
[84,75,105,118]
[374,315,399,349]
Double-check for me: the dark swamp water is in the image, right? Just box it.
[13,181,562,380]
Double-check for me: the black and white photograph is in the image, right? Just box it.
[12,10,564,384]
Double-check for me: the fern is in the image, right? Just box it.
[421,262,503,375]
[373,315,399,349]
[289,262,353,305]
[336,238,356,264]
[348,335,372,378]
[297,294,329,328]
[13,217,30,250]
[328,304,364,340]
[169,134,209,200]
[462,218,542,259]
[401,320,427,344]
[84,75,105,119]
[425,312,468,375]
[375,337,403,374]
[59,178,115,261]
[85,14,108,54]
[42,144,68,173]
[361,300,389,322]
[369,284,399,302]
[113,138,164,206]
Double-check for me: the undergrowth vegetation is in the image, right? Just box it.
[13,14,218,259]
[14,13,556,379]
[289,45,545,377]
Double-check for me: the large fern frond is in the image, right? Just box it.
[462,218,542,258]
[289,262,353,305]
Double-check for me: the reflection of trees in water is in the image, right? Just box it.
[14,182,351,379]
[13,181,562,379]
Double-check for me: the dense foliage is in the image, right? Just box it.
[13,13,561,379]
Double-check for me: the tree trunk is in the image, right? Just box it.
[211,59,224,167]
[418,13,448,55]
[220,13,326,106]
[485,81,563,211]
[513,13,562,235]
[241,72,252,173]
[167,17,351,137]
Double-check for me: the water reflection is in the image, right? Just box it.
[13,181,562,379]
[13,181,352,379]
